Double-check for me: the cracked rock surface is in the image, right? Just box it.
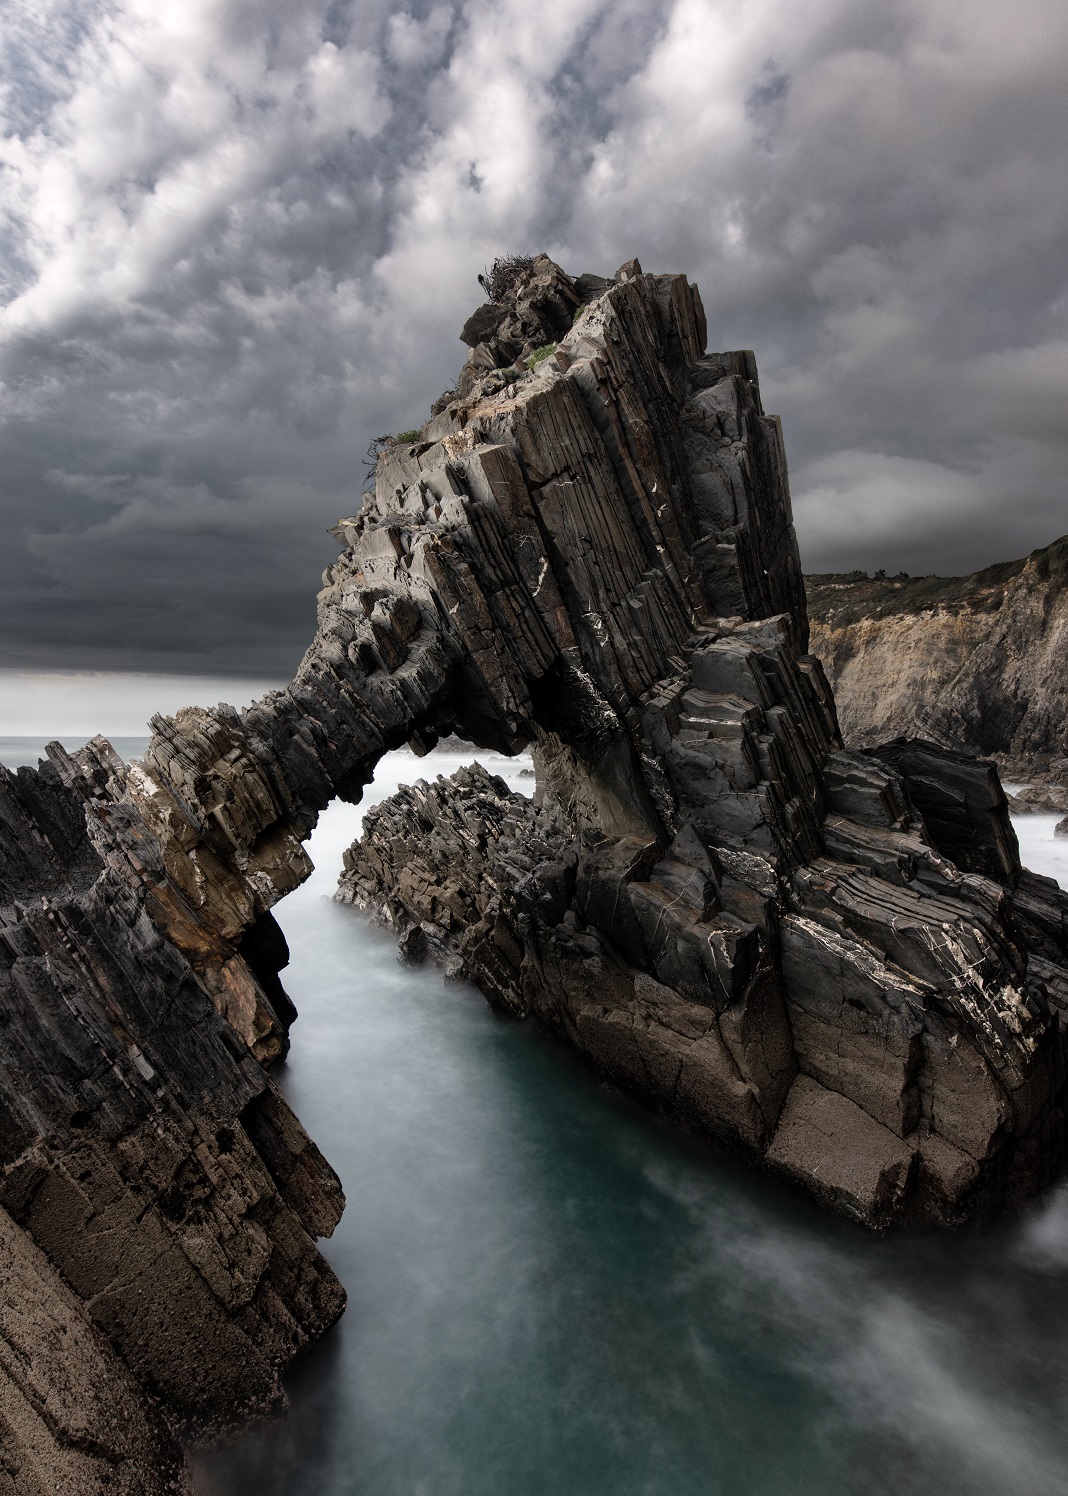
[335,257,1068,1231]
[3,254,1068,1479]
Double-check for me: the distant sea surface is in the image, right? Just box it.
[4,738,1068,1496]
[0,735,151,769]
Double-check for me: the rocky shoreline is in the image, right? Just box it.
[3,255,1068,1486]
[329,256,1068,1232]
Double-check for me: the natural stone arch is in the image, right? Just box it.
[2,256,1068,1474]
[129,262,811,1058]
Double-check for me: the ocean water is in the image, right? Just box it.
[0,734,151,769]
[4,740,1068,1494]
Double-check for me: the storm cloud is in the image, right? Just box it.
[1,0,1065,676]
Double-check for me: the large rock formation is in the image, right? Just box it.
[806,538,1068,773]
[0,737,347,1481]
[330,256,1068,1231]
[3,253,1068,1476]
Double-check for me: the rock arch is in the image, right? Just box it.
[2,258,1068,1472]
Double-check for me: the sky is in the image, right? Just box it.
[1,0,1066,695]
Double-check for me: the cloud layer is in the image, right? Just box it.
[2,0,1065,673]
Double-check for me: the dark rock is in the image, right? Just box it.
[573,272,613,302]
[325,260,1068,1232]
[460,302,511,347]
[4,254,1068,1477]
[869,739,1020,885]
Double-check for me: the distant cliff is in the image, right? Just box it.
[806,536,1068,771]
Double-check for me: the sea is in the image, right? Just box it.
[4,737,1068,1496]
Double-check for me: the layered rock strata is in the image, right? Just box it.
[3,255,1068,1476]
[806,537,1068,773]
[0,736,346,1475]
[332,256,1068,1229]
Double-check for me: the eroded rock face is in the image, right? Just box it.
[3,253,1068,1473]
[0,741,345,1473]
[0,1205,190,1495]
[806,538,1068,773]
[330,256,1068,1230]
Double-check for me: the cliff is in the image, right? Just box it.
[3,254,1068,1480]
[806,537,1068,772]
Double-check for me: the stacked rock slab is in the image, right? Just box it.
[0,736,346,1473]
[4,255,1068,1473]
[334,256,1068,1228]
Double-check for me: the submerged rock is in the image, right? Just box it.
[2,253,1068,1474]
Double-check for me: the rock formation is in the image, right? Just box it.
[331,256,1068,1231]
[0,1205,190,1494]
[806,538,1068,775]
[3,253,1068,1478]
[0,737,347,1482]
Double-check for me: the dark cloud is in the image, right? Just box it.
[1,0,1065,676]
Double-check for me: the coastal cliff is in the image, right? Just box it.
[3,254,1068,1480]
[806,537,1068,772]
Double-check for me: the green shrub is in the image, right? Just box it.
[527,343,557,368]
[395,429,423,443]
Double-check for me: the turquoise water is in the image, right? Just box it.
[5,740,1068,1495]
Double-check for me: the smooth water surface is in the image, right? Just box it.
[0,734,151,769]
[4,740,1068,1494]
[188,757,1068,1496]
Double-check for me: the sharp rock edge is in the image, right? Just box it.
[2,254,1068,1481]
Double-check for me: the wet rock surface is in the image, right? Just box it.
[3,254,1068,1480]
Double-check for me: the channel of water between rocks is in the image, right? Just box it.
[7,740,1068,1496]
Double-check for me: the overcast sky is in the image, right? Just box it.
[1,0,1066,684]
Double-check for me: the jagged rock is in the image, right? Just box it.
[806,537,1068,773]
[325,257,1068,1229]
[0,737,346,1461]
[1008,781,1068,816]
[453,252,581,398]
[4,253,1068,1473]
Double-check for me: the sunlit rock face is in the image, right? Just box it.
[3,256,1068,1472]
[805,538,1068,773]
[0,736,347,1448]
